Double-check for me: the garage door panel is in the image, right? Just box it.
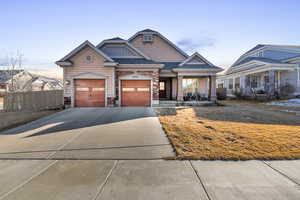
[121,80,151,106]
[75,79,105,107]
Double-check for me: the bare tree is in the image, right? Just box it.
[3,50,24,92]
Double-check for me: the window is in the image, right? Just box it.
[218,84,224,88]
[250,75,260,88]
[85,55,93,63]
[235,77,240,89]
[264,75,269,84]
[159,82,165,90]
[137,88,149,92]
[228,79,233,89]
[143,34,153,42]
[182,79,200,95]
[86,55,91,61]
[258,51,263,57]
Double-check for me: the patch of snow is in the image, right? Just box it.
[281,110,300,116]
[266,99,300,107]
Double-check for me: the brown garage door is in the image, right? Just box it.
[75,79,105,107]
[121,80,151,106]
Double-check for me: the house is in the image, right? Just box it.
[217,44,300,97]
[56,29,222,107]
[30,76,63,91]
[0,69,62,92]
[0,70,30,92]
[0,70,22,92]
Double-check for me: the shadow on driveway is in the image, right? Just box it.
[1,107,156,138]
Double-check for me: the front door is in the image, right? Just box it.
[159,81,167,99]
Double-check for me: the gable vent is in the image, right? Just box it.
[143,34,154,43]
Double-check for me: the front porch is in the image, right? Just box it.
[158,75,217,103]
[241,68,299,97]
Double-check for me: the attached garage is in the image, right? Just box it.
[121,80,151,106]
[75,79,105,107]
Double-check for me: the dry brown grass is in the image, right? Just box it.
[157,103,300,160]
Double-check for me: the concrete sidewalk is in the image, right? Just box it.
[0,160,299,200]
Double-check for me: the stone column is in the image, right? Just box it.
[177,76,183,101]
[171,78,177,100]
[209,76,217,102]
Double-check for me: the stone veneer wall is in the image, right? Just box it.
[115,70,159,102]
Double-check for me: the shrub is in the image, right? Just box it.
[233,88,246,100]
[216,88,227,100]
[280,83,295,97]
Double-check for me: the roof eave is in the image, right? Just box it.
[173,68,222,72]
[179,52,214,66]
[55,61,72,67]
[57,40,114,63]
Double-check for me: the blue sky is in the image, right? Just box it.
[1,0,300,78]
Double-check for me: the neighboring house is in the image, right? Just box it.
[56,29,222,107]
[30,76,63,91]
[0,70,62,92]
[0,70,30,92]
[217,44,300,97]
[0,70,21,92]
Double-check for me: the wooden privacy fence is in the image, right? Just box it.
[3,90,63,112]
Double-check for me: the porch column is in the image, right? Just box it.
[268,70,276,96]
[240,75,245,88]
[177,75,183,101]
[171,78,177,100]
[297,67,300,88]
[208,76,217,102]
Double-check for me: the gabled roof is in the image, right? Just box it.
[103,37,125,41]
[160,62,222,71]
[179,52,214,66]
[232,44,300,67]
[234,57,284,67]
[128,29,189,58]
[243,44,266,55]
[283,55,300,62]
[56,40,114,65]
[96,38,151,60]
[157,52,222,71]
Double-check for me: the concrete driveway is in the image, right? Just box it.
[0,108,300,199]
[0,107,174,159]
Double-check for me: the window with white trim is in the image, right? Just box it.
[143,34,154,43]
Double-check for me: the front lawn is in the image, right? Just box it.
[156,102,300,160]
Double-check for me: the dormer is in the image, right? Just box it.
[97,38,150,60]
